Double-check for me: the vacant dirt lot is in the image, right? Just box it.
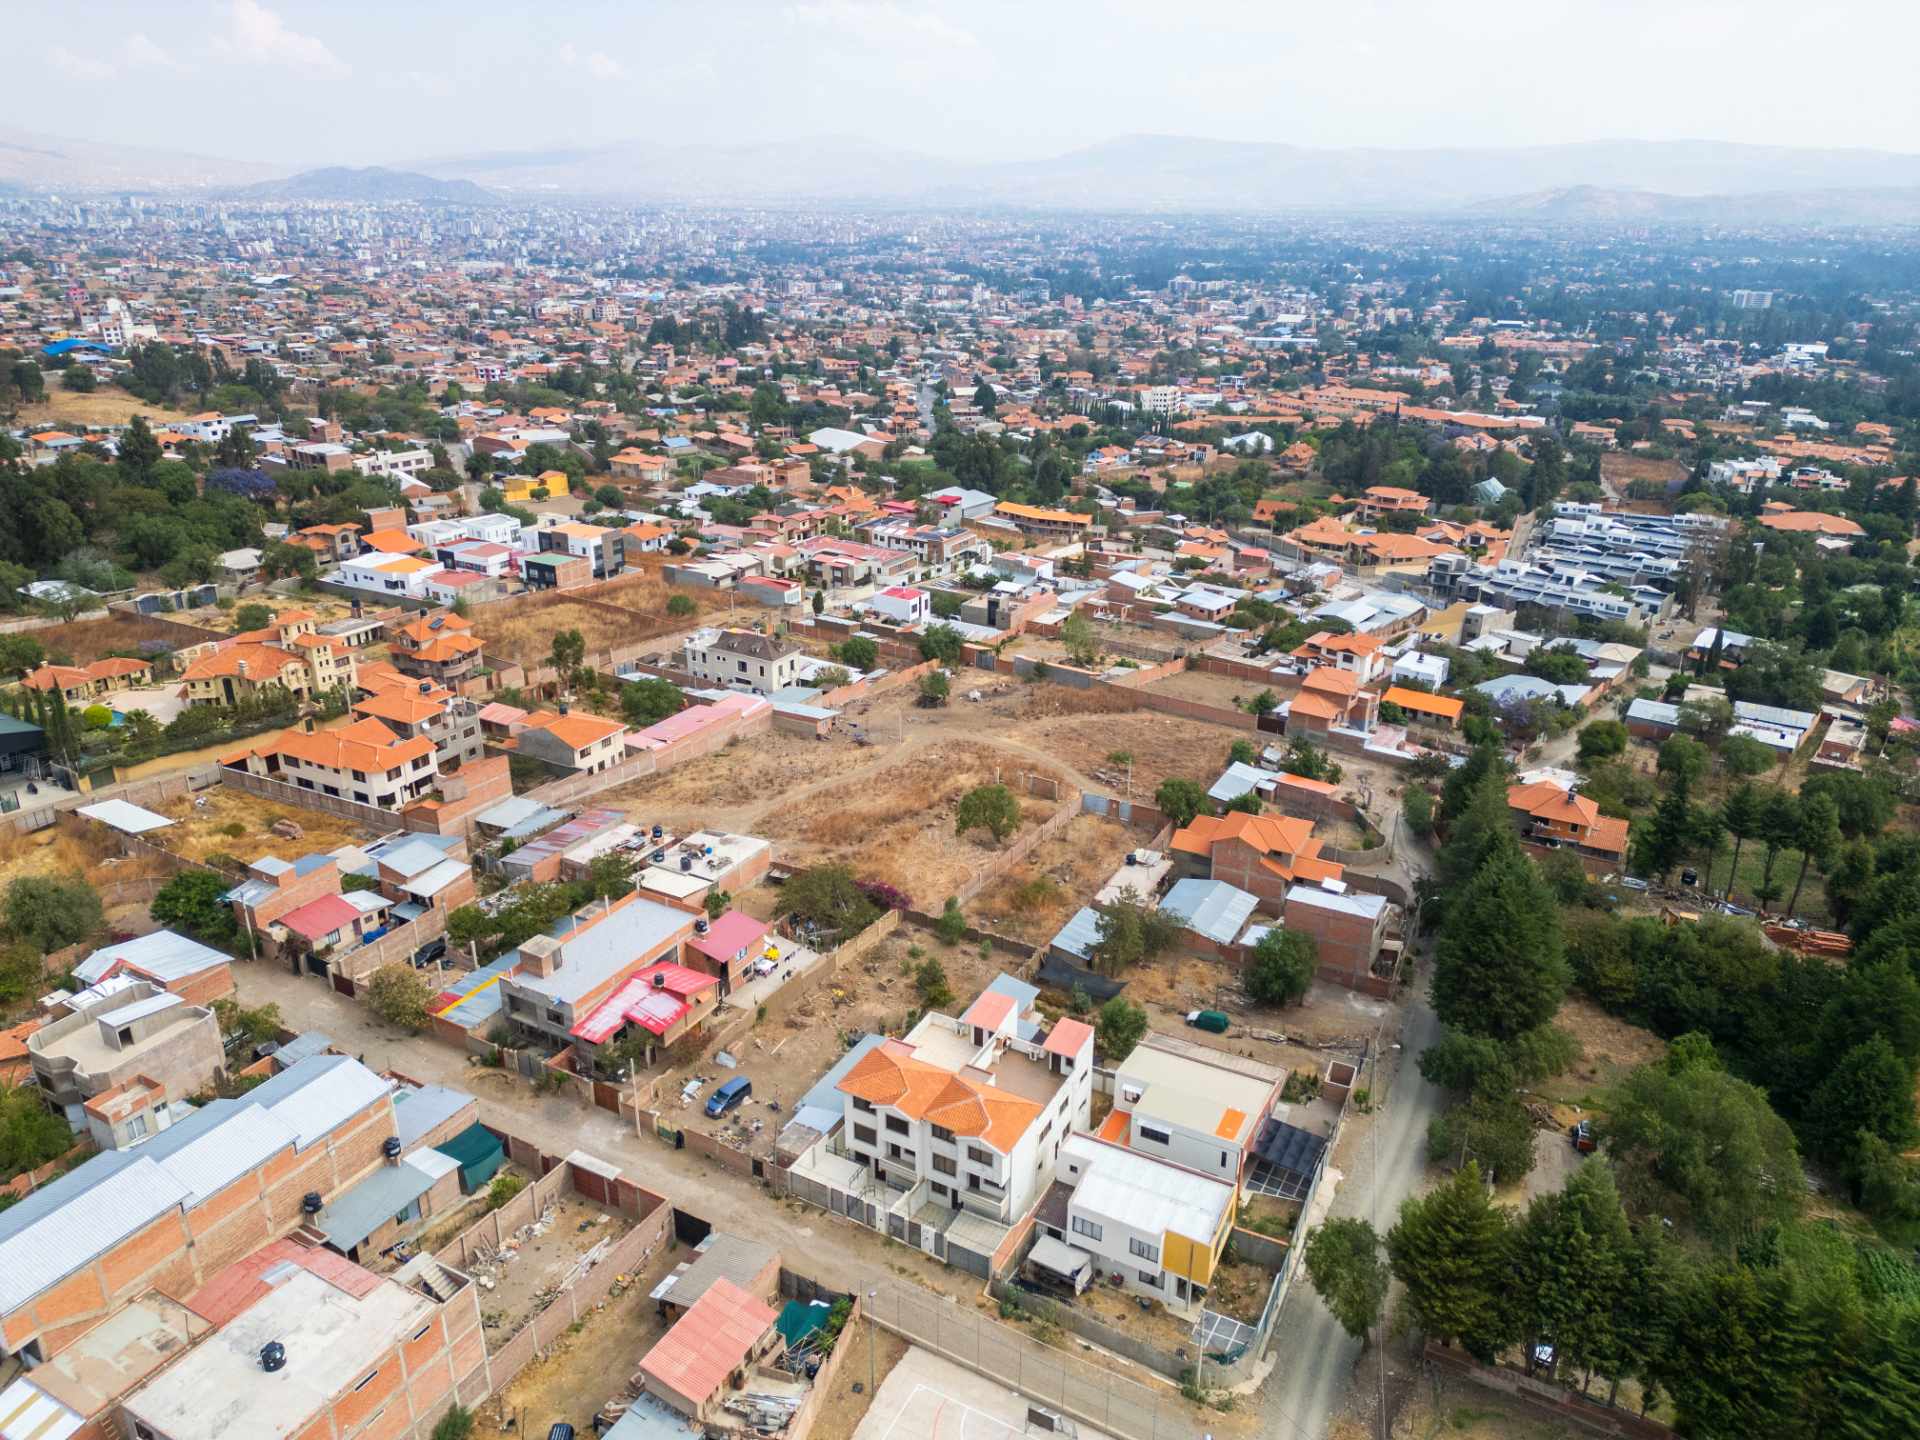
[473,559,736,665]
[156,785,378,864]
[1536,997,1666,1110]
[1136,667,1266,711]
[598,730,883,833]
[971,814,1139,944]
[760,740,1064,900]
[40,611,215,665]
[18,387,195,430]
[473,1232,678,1440]
[1009,709,1245,795]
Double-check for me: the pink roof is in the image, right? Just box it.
[278,893,359,942]
[689,911,771,963]
[477,702,527,724]
[881,586,925,600]
[640,1278,778,1406]
[186,1239,382,1327]
[1043,1018,1094,1057]
[960,990,1015,1032]
[571,975,689,1044]
[629,693,770,751]
[634,960,720,998]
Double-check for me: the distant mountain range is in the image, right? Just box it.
[237,166,499,205]
[9,125,1920,220]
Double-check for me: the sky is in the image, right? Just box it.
[9,0,1920,166]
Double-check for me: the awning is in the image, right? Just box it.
[1028,1235,1093,1283]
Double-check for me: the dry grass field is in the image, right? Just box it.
[970,813,1138,943]
[18,387,195,430]
[41,611,217,665]
[155,787,378,864]
[473,560,736,665]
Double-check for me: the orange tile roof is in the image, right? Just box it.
[226,716,433,773]
[180,643,305,683]
[836,1040,1043,1153]
[523,709,625,750]
[360,528,423,553]
[1382,686,1464,720]
[1756,511,1865,537]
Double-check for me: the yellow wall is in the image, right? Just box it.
[506,469,571,501]
[1161,1204,1234,1288]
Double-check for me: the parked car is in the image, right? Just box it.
[1570,1120,1596,1154]
[1185,1010,1231,1034]
[1620,876,1650,892]
[705,1075,752,1118]
[412,938,448,968]
[1680,868,1698,887]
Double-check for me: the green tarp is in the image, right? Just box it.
[435,1123,506,1193]
[777,1299,831,1349]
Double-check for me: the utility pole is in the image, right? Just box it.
[867,1289,878,1393]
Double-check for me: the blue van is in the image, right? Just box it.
[705,1076,752,1118]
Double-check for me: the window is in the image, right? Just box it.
[884,1114,910,1135]
[931,1124,955,1143]
[126,1112,148,1139]
[932,1154,956,1176]
[1129,1237,1160,1263]
[853,1124,876,1147]
[1138,1269,1162,1287]
[412,1323,433,1342]
[1138,1124,1171,1146]
[1071,1216,1103,1243]
[966,1146,993,1166]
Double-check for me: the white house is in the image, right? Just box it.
[1390,650,1450,689]
[868,586,930,626]
[1046,1134,1235,1316]
[1108,1036,1282,1188]
[338,553,444,599]
[836,981,1093,1226]
[354,448,435,481]
[683,628,808,696]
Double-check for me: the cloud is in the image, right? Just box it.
[557,42,626,81]
[787,0,979,51]
[216,0,346,72]
[376,69,456,100]
[49,34,178,82]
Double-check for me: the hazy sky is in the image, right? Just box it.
[11,0,1920,164]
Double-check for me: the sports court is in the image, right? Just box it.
[853,1345,1117,1440]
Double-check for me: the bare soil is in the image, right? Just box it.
[156,786,378,865]
[1205,1254,1276,1326]
[42,612,217,665]
[804,1318,908,1440]
[1535,998,1666,1110]
[470,1190,633,1341]
[1136,668,1266,711]
[1008,710,1245,796]
[474,557,736,665]
[970,814,1139,944]
[18,387,195,429]
[472,1236,678,1440]
[758,741,1064,902]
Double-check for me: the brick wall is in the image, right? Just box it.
[331,908,449,988]
[223,768,400,829]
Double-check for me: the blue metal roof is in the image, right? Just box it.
[1049,905,1103,962]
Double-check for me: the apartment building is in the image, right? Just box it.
[835,979,1094,1226]
[353,446,435,480]
[353,677,486,770]
[28,982,223,1131]
[539,521,626,580]
[388,612,485,687]
[993,502,1093,539]
[222,717,439,811]
[0,1055,395,1368]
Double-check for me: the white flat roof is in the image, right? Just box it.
[1062,1134,1232,1245]
[76,799,174,835]
[122,1268,429,1440]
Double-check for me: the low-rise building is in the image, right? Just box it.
[1105,1034,1281,1188]
[514,708,629,775]
[222,716,440,811]
[1283,883,1397,991]
[497,893,698,1051]
[683,628,808,695]
[29,982,223,1131]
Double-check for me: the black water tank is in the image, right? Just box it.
[382,1136,402,1160]
[261,1342,286,1373]
[301,1192,323,1215]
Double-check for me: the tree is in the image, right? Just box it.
[4,874,102,951]
[118,415,161,482]
[549,628,587,676]
[1603,1061,1802,1244]
[1786,791,1840,919]
[1511,1164,1636,1388]
[1808,1036,1915,1161]
[0,635,45,676]
[0,1084,75,1181]
[1403,786,1434,838]
[1303,1219,1389,1344]
[430,1406,475,1440]
[620,677,685,727]
[1095,996,1148,1061]
[1432,845,1567,1042]
[1578,720,1628,762]
[1720,783,1763,900]
[834,636,878,670]
[1228,738,1257,766]
[1246,929,1316,1007]
[149,870,239,945]
[1632,773,1696,884]
[232,602,273,633]
[446,905,496,951]
[1755,788,1800,908]
[917,669,950,706]
[1089,896,1182,974]
[1427,1091,1537,1183]
[367,965,431,1032]
[1718,733,1777,778]
[934,896,967,945]
[1153,778,1207,829]
[776,864,881,938]
[62,363,96,393]
[1387,1162,1517,1361]
[954,784,1020,844]
[811,589,825,617]
[918,624,963,663]
[1059,610,1098,667]
[1657,734,1710,785]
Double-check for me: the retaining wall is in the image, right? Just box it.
[1423,1344,1678,1440]
[223,767,400,829]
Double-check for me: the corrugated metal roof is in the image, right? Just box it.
[1160,879,1260,946]
[253,1055,392,1150]
[74,930,229,985]
[1048,905,1103,961]
[157,1102,294,1203]
[0,1377,84,1440]
[97,992,184,1028]
[0,1158,191,1314]
[76,799,174,835]
[392,1084,472,1150]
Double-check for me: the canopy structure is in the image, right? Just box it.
[434,1123,506,1194]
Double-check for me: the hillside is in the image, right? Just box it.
[239,166,498,205]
